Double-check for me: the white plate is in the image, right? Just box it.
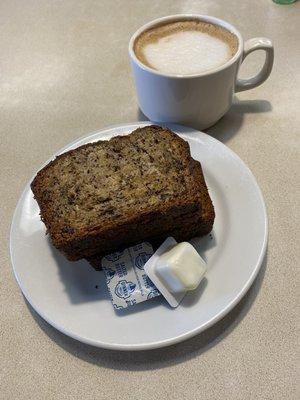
[10,122,268,351]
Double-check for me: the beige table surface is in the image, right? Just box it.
[1,1,299,399]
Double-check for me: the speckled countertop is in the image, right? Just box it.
[1,1,299,399]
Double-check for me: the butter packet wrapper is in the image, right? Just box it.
[101,242,161,310]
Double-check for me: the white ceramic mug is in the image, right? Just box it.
[129,15,274,130]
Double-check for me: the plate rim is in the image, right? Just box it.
[10,121,268,351]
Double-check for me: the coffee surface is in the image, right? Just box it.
[134,20,238,75]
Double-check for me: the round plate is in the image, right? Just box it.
[10,122,268,350]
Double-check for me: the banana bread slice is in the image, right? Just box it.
[31,125,214,261]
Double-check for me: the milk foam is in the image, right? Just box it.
[143,30,232,75]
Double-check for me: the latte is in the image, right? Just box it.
[134,20,238,75]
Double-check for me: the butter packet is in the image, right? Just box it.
[101,242,161,310]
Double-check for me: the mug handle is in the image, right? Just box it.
[235,37,274,93]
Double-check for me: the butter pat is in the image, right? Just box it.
[144,237,207,308]
[156,242,206,293]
